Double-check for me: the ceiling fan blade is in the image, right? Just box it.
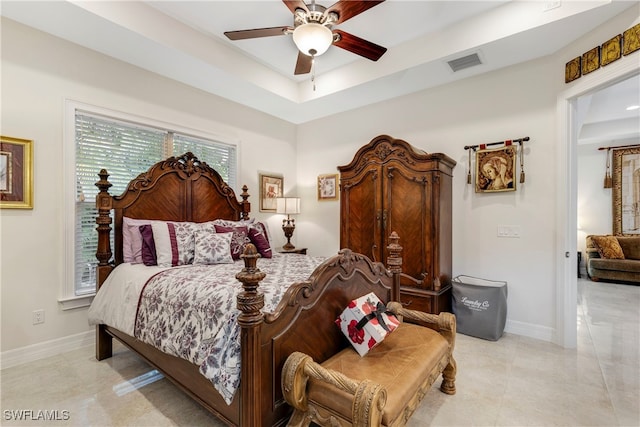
[224,26,290,41]
[326,0,385,24]
[282,0,308,15]
[333,30,387,61]
[294,52,313,75]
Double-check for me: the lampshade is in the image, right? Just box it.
[276,197,301,215]
[292,23,333,57]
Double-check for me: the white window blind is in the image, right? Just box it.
[74,111,237,296]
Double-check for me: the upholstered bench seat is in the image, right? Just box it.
[282,303,457,427]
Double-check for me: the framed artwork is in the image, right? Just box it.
[601,34,622,66]
[475,146,517,193]
[317,174,339,201]
[1,136,33,209]
[612,146,640,235]
[565,56,581,83]
[581,46,600,75]
[623,22,640,56]
[259,173,283,212]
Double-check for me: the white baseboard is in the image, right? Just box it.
[505,319,554,342]
[0,330,95,370]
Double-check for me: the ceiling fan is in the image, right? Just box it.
[224,0,387,75]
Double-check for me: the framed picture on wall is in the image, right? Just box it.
[317,174,338,201]
[0,136,33,209]
[259,173,283,212]
[475,146,517,193]
[612,146,640,235]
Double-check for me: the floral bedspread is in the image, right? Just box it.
[133,254,325,404]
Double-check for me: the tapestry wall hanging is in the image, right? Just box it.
[465,137,528,194]
[475,145,517,193]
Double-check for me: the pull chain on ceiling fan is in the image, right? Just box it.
[224,0,387,78]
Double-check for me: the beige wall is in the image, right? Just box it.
[296,56,560,339]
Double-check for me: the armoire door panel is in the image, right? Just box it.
[384,166,433,287]
[340,170,382,261]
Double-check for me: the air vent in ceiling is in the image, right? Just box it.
[447,53,482,72]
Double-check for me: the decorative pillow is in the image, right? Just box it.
[193,231,234,265]
[151,221,196,267]
[258,221,276,252]
[212,218,255,228]
[214,225,251,260]
[123,217,151,263]
[591,235,625,259]
[248,222,272,258]
[335,292,400,356]
[195,221,218,235]
[139,224,157,266]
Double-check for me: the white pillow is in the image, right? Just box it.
[194,231,234,265]
[150,221,196,267]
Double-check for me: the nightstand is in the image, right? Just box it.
[277,247,308,255]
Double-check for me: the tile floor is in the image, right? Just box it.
[1,278,638,426]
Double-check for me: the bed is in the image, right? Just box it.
[89,152,404,427]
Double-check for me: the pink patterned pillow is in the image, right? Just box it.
[214,225,250,260]
[151,221,196,267]
[122,217,151,263]
[248,222,272,258]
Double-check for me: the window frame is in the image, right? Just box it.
[61,100,240,310]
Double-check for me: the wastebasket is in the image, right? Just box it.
[452,275,508,341]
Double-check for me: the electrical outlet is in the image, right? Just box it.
[544,1,561,12]
[32,309,45,325]
[497,225,521,238]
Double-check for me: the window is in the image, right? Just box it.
[63,104,237,308]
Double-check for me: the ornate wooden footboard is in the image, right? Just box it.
[92,153,405,426]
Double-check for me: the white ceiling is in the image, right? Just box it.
[1,0,638,126]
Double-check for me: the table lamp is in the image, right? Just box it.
[276,197,300,251]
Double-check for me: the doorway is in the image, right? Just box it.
[557,58,639,348]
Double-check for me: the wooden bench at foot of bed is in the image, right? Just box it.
[281,303,457,427]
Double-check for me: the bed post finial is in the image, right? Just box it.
[240,185,251,220]
[95,169,114,287]
[236,243,266,316]
[236,243,265,426]
[387,231,403,302]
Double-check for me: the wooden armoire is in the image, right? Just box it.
[338,135,456,314]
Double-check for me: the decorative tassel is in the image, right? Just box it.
[604,148,612,188]
[467,148,472,184]
[519,141,526,183]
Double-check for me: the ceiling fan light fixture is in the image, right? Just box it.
[292,23,333,57]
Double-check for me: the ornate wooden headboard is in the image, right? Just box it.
[94,152,250,285]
